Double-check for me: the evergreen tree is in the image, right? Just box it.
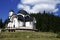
[3,18,9,28]
[0,18,3,28]
[30,11,60,32]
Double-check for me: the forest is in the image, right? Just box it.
[30,11,60,33]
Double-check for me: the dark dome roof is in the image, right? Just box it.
[17,15,24,21]
[17,15,33,22]
[25,16,33,22]
[18,10,29,15]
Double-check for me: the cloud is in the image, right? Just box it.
[53,8,59,12]
[17,0,60,13]
[21,0,60,5]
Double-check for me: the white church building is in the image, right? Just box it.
[6,10,36,30]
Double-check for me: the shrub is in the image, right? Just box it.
[56,32,60,38]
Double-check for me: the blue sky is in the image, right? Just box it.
[0,0,20,22]
[0,0,60,22]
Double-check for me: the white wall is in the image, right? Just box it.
[13,18,19,28]
[25,22,34,29]
[19,21,24,27]
[7,22,13,28]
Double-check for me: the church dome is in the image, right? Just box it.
[17,10,33,22]
[17,15,24,21]
[17,15,33,22]
[18,10,29,15]
[25,15,33,22]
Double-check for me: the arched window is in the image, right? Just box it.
[25,16,33,22]
[17,15,24,21]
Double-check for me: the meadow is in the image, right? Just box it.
[0,31,60,40]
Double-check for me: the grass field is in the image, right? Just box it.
[0,31,60,40]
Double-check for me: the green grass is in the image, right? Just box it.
[0,31,60,40]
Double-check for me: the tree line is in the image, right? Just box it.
[30,12,60,33]
[0,18,9,29]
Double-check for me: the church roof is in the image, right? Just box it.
[17,10,33,22]
[9,10,34,22]
[17,15,33,22]
[18,10,29,15]
[25,15,33,22]
[17,15,24,21]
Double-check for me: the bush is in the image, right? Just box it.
[1,29,6,32]
[56,32,60,38]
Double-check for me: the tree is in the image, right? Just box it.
[0,18,3,28]
[3,18,9,28]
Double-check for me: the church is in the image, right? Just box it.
[6,10,36,30]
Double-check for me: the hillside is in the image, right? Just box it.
[0,32,60,40]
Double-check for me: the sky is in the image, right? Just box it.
[0,0,60,22]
